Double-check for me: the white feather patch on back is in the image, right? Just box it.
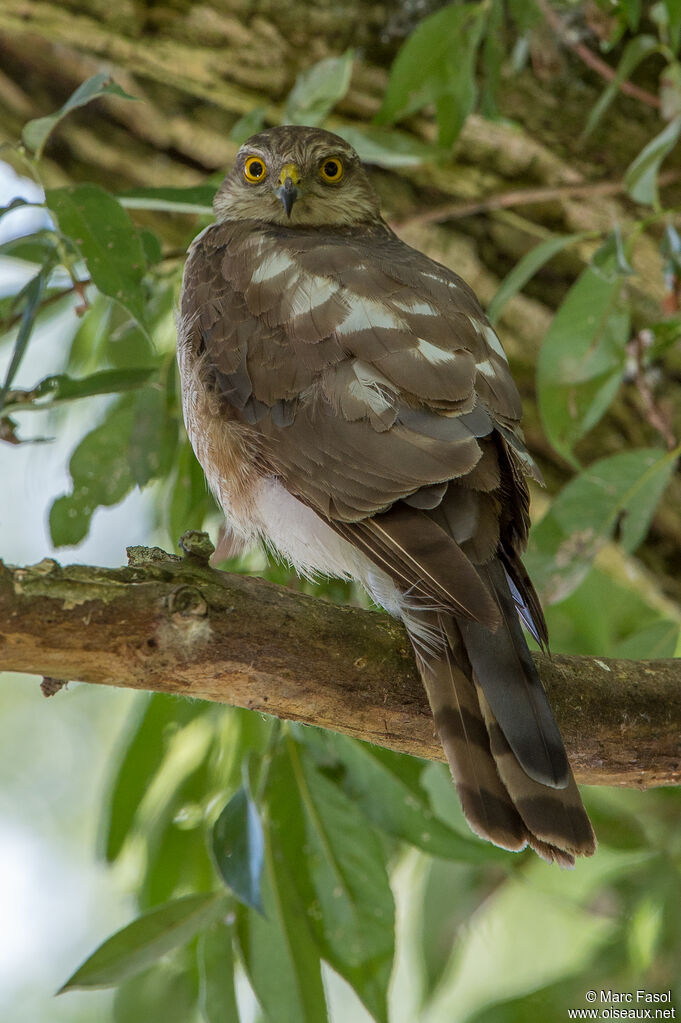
[349,361,395,414]
[416,338,456,364]
[481,323,509,362]
[336,297,406,336]
[289,274,341,315]
[251,251,296,283]
[392,296,438,316]
[476,358,495,377]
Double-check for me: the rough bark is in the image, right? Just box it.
[2,537,680,790]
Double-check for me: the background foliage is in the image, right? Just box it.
[1,1,681,1020]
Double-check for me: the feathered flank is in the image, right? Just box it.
[178,124,596,864]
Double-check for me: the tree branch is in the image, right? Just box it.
[1,539,680,790]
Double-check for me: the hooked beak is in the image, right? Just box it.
[276,163,300,217]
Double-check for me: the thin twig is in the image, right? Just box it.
[1,279,92,335]
[392,171,681,233]
[537,0,661,110]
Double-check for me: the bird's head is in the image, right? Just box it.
[213,125,382,228]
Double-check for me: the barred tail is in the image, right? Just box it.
[411,610,595,866]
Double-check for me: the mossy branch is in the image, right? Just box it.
[1,535,679,789]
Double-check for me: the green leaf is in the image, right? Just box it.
[377,2,486,146]
[212,786,265,913]
[0,197,37,221]
[49,396,137,547]
[613,619,681,659]
[2,367,156,414]
[537,256,630,465]
[487,233,586,325]
[23,73,137,159]
[128,385,178,487]
[46,184,148,329]
[526,447,679,605]
[0,230,59,267]
[582,36,659,139]
[139,228,163,265]
[480,0,504,119]
[59,893,223,991]
[621,0,642,30]
[134,715,217,908]
[230,107,267,144]
[337,125,441,168]
[665,0,681,51]
[198,918,240,1023]
[285,52,354,126]
[285,739,394,1023]
[168,438,219,542]
[309,730,503,862]
[0,266,49,412]
[660,60,681,120]
[625,116,681,205]
[118,185,216,216]
[507,0,540,32]
[113,956,200,1023]
[236,787,328,1023]
[101,694,208,863]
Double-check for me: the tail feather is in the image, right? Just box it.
[458,560,569,789]
[408,609,596,865]
[415,631,529,852]
[476,685,596,864]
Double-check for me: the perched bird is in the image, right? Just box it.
[178,125,596,866]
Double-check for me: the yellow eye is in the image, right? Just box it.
[243,156,267,183]
[319,157,344,183]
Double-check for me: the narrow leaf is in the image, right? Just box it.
[0,267,48,413]
[113,958,200,1023]
[3,367,156,414]
[665,0,681,51]
[285,739,395,1023]
[480,0,504,118]
[526,447,679,604]
[198,919,240,1023]
[313,731,505,863]
[625,116,681,205]
[0,197,36,221]
[59,893,223,991]
[23,73,137,159]
[101,694,206,863]
[582,36,659,139]
[487,233,586,325]
[336,125,440,167]
[46,184,148,329]
[236,833,328,1023]
[0,230,59,267]
[118,185,216,216]
[285,52,354,126]
[212,786,265,913]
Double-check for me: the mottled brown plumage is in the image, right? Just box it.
[178,125,596,864]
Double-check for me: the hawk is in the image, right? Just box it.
[178,125,596,865]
